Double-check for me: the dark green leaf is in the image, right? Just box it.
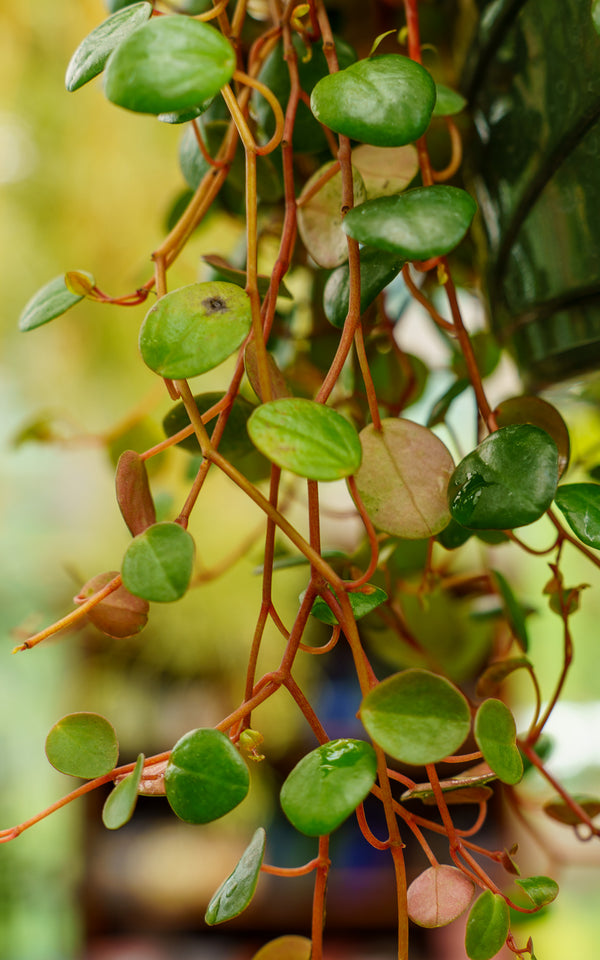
[247,398,362,481]
[121,522,195,603]
[280,739,377,836]
[554,483,600,549]
[158,101,213,124]
[520,734,553,777]
[543,794,600,826]
[139,282,252,379]
[165,728,249,824]
[433,84,467,117]
[19,272,94,332]
[104,17,235,115]
[494,395,570,478]
[309,583,387,625]
[45,713,119,779]
[465,891,510,960]
[448,425,559,530]
[492,570,529,652]
[514,876,558,908]
[355,419,455,538]
[205,827,266,924]
[436,517,473,550]
[474,699,523,785]
[102,753,144,830]
[407,865,475,927]
[342,186,476,260]
[360,669,471,765]
[323,248,404,329]
[65,2,152,92]
[116,450,156,536]
[311,54,436,147]
[162,392,256,457]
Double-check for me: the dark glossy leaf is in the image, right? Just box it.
[280,739,377,836]
[158,101,212,124]
[75,571,149,638]
[165,728,249,824]
[202,255,293,300]
[104,17,235,115]
[205,827,266,924]
[139,282,252,379]
[179,120,244,194]
[19,272,94,332]
[514,876,558,907]
[407,865,474,927]
[46,713,119,779]
[102,753,144,830]
[251,937,312,960]
[65,2,152,92]
[494,395,570,478]
[433,84,467,117]
[476,657,532,699]
[436,517,473,550]
[543,794,600,826]
[309,583,387,625]
[297,161,367,269]
[342,186,476,260]
[465,891,510,960]
[448,425,559,530]
[116,450,156,536]
[323,248,404,329]
[351,143,419,199]
[474,699,523,785]
[492,570,529,652]
[311,54,436,147]
[247,398,362,481]
[355,419,455,538]
[121,522,195,603]
[554,483,600,549]
[163,392,255,457]
[360,669,471,765]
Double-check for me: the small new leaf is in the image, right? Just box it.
[102,753,144,830]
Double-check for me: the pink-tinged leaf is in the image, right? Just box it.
[75,571,149,638]
[407,865,475,928]
[116,450,156,536]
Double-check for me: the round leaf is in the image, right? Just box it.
[102,753,144,830]
[310,54,436,147]
[280,739,377,836]
[75,571,149,638]
[465,891,510,960]
[65,2,152,92]
[407,865,475,928]
[205,828,266,924]
[121,522,195,603]
[354,419,455,539]
[433,84,467,117]
[104,17,235,115]
[448,425,559,530]
[554,483,600,549]
[251,937,312,960]
[309,583,388,625]
[323,248,404,329]
[247,398,362,481]
[360,669,471,765]
[165,728,249,824]
[45,713,119,779]
[514,876,558,907]
[139,282,252,379]
[19,272,94,332]
[494,395,570,478]
[351,143,419,199]
[342,186,477,261]
[297,162,366,269]
[474,699,523,785]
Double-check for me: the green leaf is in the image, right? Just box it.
[205,827,266,924]
[514,876,558,908]
[247,398,362,481]
[432,83,467,117]
[543,794,600,826]
[354,419,455,539]
[45,713,119,779]
[360,669,471,765]
[593,0,600,34]
[102,753,144,830]
[465,891,510,960]
[309,583,388,625]
[139,282,252,379]
[554,483,600,549]
[121,521,195,603]
[474,699,523,785]
[280,739,377,836]
[297,161,367,269]
[351,143,419,199]
[476,657,532,699]
[19,272,94,332]
[115,450,156,536]
[436,517,473,550]
[310,54,436,147]
[104,17,236,115]
[492,570,529,652]
[407,865,475,927]
[494,395,570,478]
[427,378,470,428]
[448,425,559,530]
[323,248,404,329]
[165,728,249,824]
[342,186,476,261]
[158,101,213,124]
[65,2,152,92]
[251,937,312,960]
[162,391,256,457]
[74,571,149,639]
